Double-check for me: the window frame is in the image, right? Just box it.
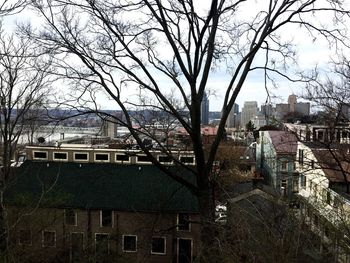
[94,153,110,163]
[115,154,131,163]
[18,229,32,246]
[95,233,110,255]
[100,210,113,228]
[158,155,173,165]
[122,234,137,253]
[179,155,195,165]
[151,236,166,255]
[177,213,191,232]
[33,150,48,160]
[73,152,89,162]
[42,230,56,248]
[65,209,77,226]
[136,154,152,164]
[53,152,68,161]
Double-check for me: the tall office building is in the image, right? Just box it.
[201,92,209,125]
[288,94,297,112]
[226,103,239,128]
[241,101,258,127]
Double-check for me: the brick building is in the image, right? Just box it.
[5,146,200,263]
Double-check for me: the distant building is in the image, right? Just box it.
[288,94,297,112]
[226,103,239,128]
[201,92,209,125]
[241,101,258,128]
[295,102,310,116]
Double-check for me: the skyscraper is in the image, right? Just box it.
[226,103,239,128]
[201,92,209,125]
[241,101,258,127]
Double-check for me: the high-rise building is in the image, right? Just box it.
[288,94,297,112]
[201,92,209,125]
[226,103,239,128]
[241,101,258,127]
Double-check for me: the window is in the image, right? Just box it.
[33,151,48,160]
[137,155,151,163]
[71,232,84,259]
[180,156,194,165]
[74,152,89,161]
[281,161,288,171]
[19,229,32,245]
[65,209,77,226]
[158,156,173,164]
[42,230,56,247]
[95,233,109,255]
[177,213,190,231]
[298,149,304,165]
[116,154,130,163]
[53,152,68,161]
[151,237,166,255]
[100,210,113,227]
[292,177,299,193]
[326,191,331,205]
[311,160,315,169]
[300,174,306,188]
[94,153,109,162]
[281,179,287,196]
[122,235,137,252]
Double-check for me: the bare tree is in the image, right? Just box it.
[24,0,350,258]
[0,29,52,254]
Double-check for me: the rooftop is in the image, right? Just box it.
[5,161,199,213]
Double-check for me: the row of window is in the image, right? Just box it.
[33,151,195,165]
[65,210,191,231]
[19,230,168,255]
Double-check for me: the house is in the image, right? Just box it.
[296,141,350,262]
[256,130,298,198]
[5,145,200,263]
[226,181,321,262]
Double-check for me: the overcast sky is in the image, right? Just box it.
[2,1,346,112]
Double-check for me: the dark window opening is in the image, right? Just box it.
[34,151,47,159]
[65,209,77,226]
[152,237,166,254]
[159,156,172,163]
[95,154,109,161]
[116,154,130,162]
[101,210,112,227]
[54,152,67,160]
[180,156,194,164]
[75,153,88,160]
[19,229,31,245]
[137,155,151,162]
[178,214,190,231]
[95,234,109,256]
[123,235,137,252]
[43,231,56,247]
[71,232,84,260]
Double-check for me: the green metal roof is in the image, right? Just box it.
[5,161,199,213]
